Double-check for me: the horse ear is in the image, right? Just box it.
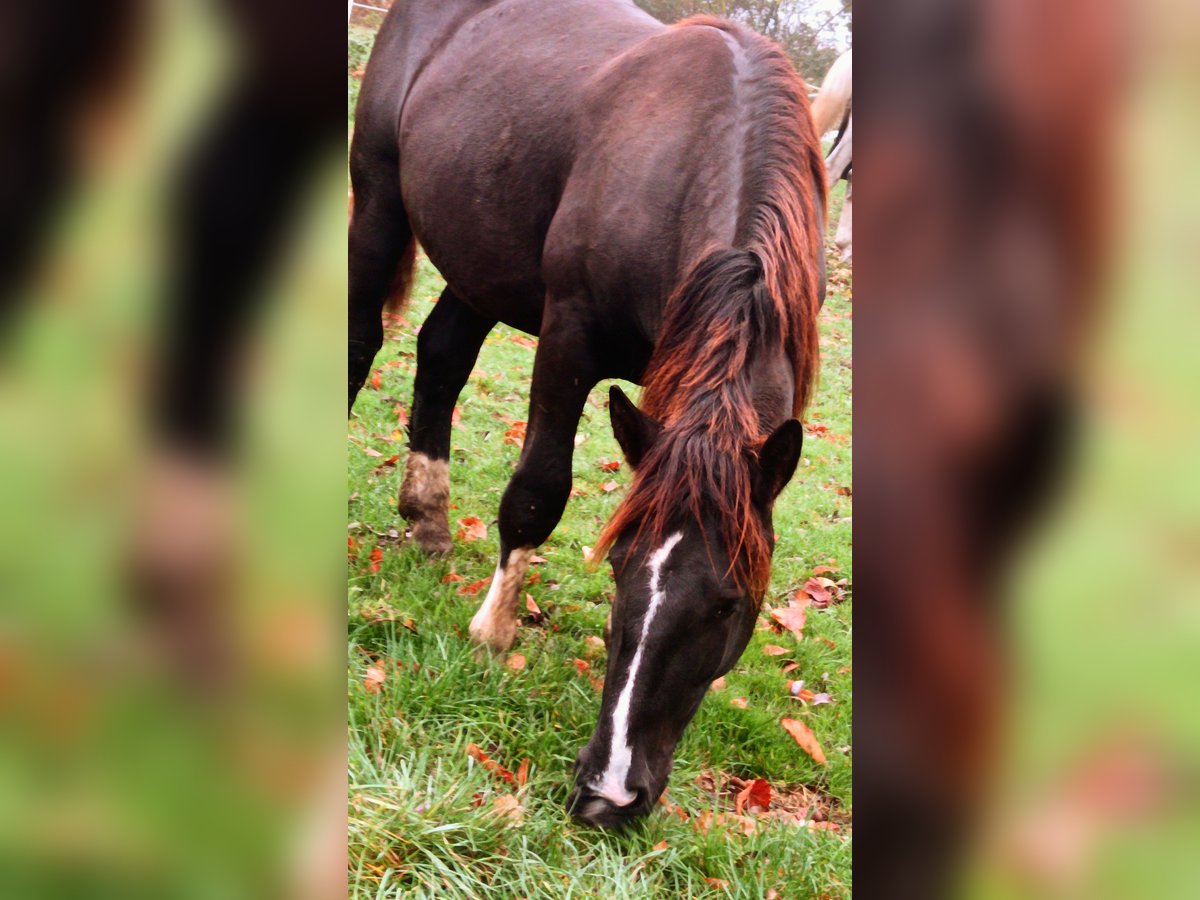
[608,385,661,469]
[755,419,804,504]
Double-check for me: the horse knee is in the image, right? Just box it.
[499,465,571,550]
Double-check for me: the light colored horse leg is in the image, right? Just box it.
[836,180,853,262]
[468,547,534,651]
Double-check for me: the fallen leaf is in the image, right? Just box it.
[735,778,772,815]
[812,692,833,705]
[705,878,730,890]
[370,370,382,390]
[457,517,487,542]
[572,658,591,675]
[710,676,727,691]
[516,758,529,788]
[394,404,408,427]
[525,594,542,618]
[441,572,465,583]
[762,644,789,656]
[510,334,537,349]
[372,454,401,473]
[457,576,492,596]
[490,793,523,823]
[529,554,548,564]
[781,661,800,674]
[601,481,619,492]
[598,460,621,472]
[364,661,387,694]
[788,680,816,702]
[812,564,839,575]
[368,547,383,573]
[652,839,668,851]
[362,446,383,458]
[730,697,748,709]
[771,597,809,639]
[781,717,827,765]
[466,742,515,784]
[505,653,527,672]
[574,434,587,447]
[451,406,462,428]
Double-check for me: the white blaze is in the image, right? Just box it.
[588,531,683,806]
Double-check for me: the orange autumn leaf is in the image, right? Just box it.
[505,652,527,672]
[652,839,669,851]
[440,572,465,583]
[781,717,827,765]
[466,742,515,784]
[457,576,492,595]
[457,516,487,542]
[762,644,789,656]
[368,547,383,573]
[363,661,386,694]
[370,370,382,390]
[730,697,748,709]
[705,878,731,890]
[598,459,621,472]
[601,480,619,492]
[516,758,530,788]
[771,597,809,639]
[735,777,772,815]
[525,594,542,617]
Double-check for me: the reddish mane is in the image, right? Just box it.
[594,19,826,600]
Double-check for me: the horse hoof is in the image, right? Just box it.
[468,621,516,654]
[410,521,453,556]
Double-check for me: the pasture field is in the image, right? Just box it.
[348,24,852,899]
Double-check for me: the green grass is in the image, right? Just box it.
[348,28,852,897]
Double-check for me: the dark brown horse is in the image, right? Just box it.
[349,0,825,826]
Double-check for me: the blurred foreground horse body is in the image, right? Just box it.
[349,0,825,825]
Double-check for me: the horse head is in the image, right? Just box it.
[568,387,803,826]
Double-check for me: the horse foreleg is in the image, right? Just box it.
[399,288,494,554]
[470,330,597,651]
[836,178,853,262]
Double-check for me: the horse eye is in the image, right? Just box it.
[713,600,738,619]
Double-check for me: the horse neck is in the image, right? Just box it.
[641,248,796,444]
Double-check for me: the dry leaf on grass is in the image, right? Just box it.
[770,596,809,639]
[466,743,515,784]
[457,517,487,542]
[734,778,772,815]
[457,576,492,596]
[363,662,387,694]
[762,644,789,657]
[505,653,526,672]
[781,717,827,765]
[490,794,523,824]
[730,697,748,709]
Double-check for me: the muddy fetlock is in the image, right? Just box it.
[398,452,452,555]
